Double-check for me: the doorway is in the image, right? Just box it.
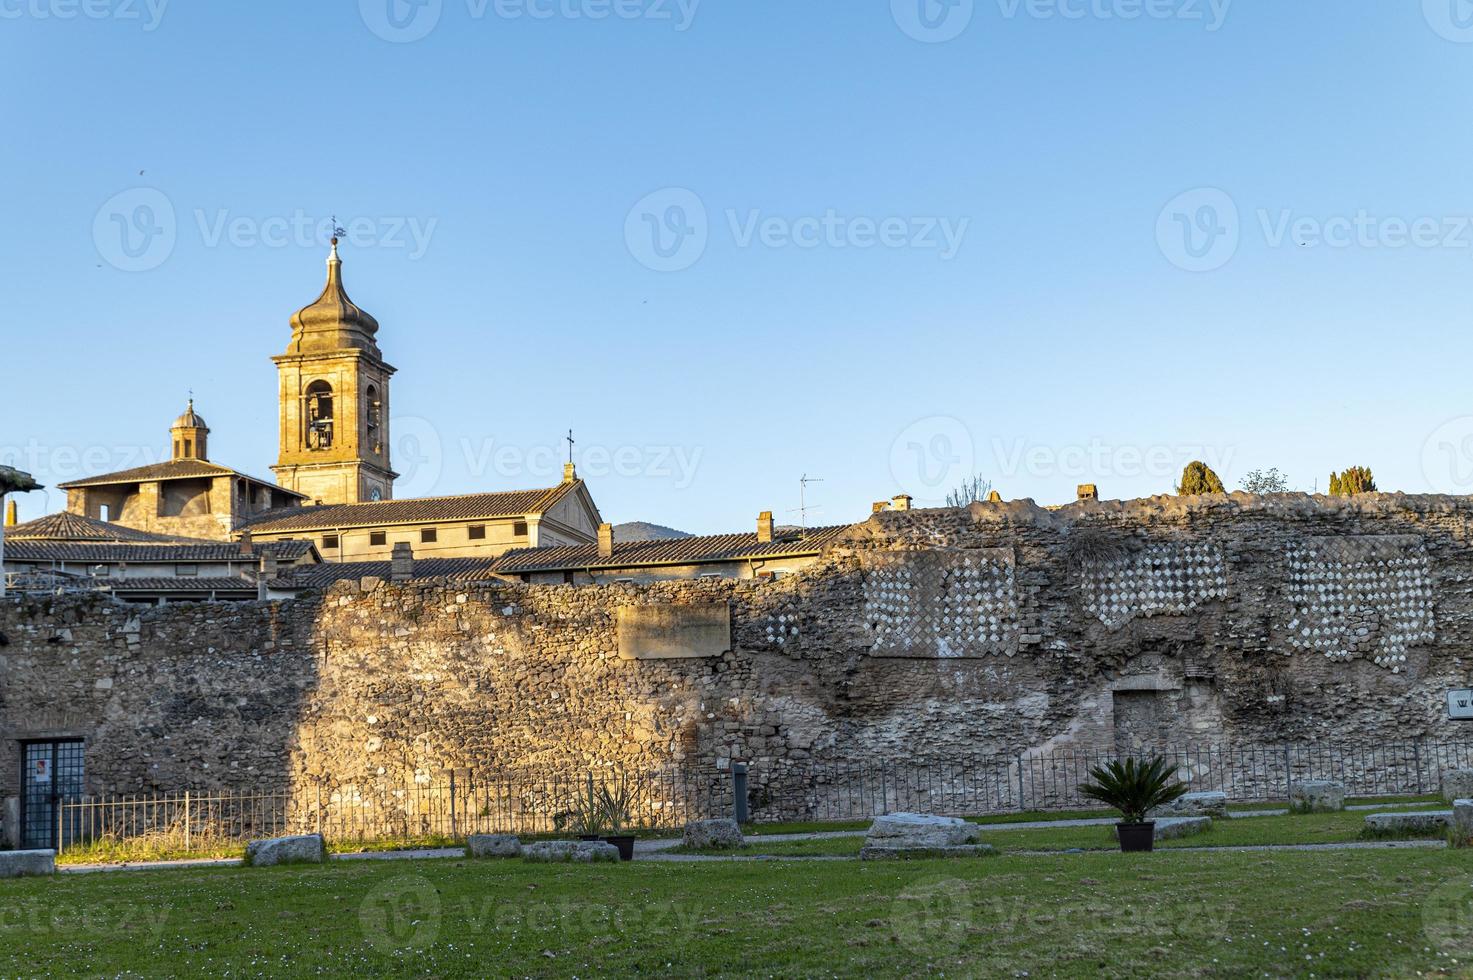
[20,740,84,850]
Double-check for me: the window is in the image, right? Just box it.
[468,525,487,541]
[184,439,193,457]
[176,564,198,577]
[370,531,387,547]
[305,381,335,450]
[513,521,529,538]
[322,534,340,550]
[562,571,576,585]
[421,528,438,544]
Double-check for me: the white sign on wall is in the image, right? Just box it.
[1448,690,1473,721]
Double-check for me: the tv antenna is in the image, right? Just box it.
[790,474,824,533]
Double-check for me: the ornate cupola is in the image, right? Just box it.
[285,239,383,357]
[170,399,210,461]
[271,239,398,506]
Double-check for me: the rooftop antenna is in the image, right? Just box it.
[790,474,824,533]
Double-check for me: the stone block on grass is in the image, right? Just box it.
[860,843,996,861]
[1150,792,1228,819]
[467,834,522,858]
[0,850,55,878]
[522,841,620,863]
[1363,811,1453,835]
[1289,780,1346,814]
[245,834,326,867]
[1442,770,1473,803]
[1453,800,1473,848]
[683,819,743,850]
[865,813,982,849]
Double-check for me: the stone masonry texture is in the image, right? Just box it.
[6,493,1473,829]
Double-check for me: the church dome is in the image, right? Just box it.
[287,239,382,356]
[173,400,207,430]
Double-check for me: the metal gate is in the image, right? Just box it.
[21,740,84,850]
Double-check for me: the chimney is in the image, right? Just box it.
[391,542,414,583]
[597,523,614,560]
[891,494,913,513]
[987,490,1003,504]
[258,549,279,601]
[757,511,775,543]
[239,529,253,556]
[1077,484,1100,502]
[4,500,15,527]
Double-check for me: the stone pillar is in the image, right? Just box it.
[258,550,279,601]
[597,523,614,560]
[391,542,414,583]
[757,512,775,544]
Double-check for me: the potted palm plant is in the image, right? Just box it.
[1078,757,1188,853]
[595,780,637,862]
[555,774,611,842]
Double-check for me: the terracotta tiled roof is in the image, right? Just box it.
[102,577,260,594]
[5,540,315,563]
[494,524,851,574]
[241,483,584,534]
[7,512,186,543]
[56,458,306,496]
[287,558,504,587]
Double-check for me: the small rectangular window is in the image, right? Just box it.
[562,571,576,584]
[513,521,529,537]
[322,534,340,550]
[468,525,486,541]
[370,532,387,547]
[176,564,198,577]
[421,528,438,544]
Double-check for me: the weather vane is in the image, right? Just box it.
[331,214,346,243]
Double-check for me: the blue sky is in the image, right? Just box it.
[5,1,1473,533]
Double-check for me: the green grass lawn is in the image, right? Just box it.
[736,810,1450,858]
[6,849,1473,976]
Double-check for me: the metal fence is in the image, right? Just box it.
[46,741,1473,858]
[52,767,733,856]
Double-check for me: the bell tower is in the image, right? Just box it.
[271,239,397,505]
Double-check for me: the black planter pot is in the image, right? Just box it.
[602,835,636,862]
[1117,821,1156,853]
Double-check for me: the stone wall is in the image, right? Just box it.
[6,492,1473,832]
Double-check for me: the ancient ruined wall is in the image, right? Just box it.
[5,493,1473,819]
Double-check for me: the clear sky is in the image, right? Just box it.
[5,1,1473,533]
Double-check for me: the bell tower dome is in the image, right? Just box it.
[171,399,209,461]
[271,239,398,505]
